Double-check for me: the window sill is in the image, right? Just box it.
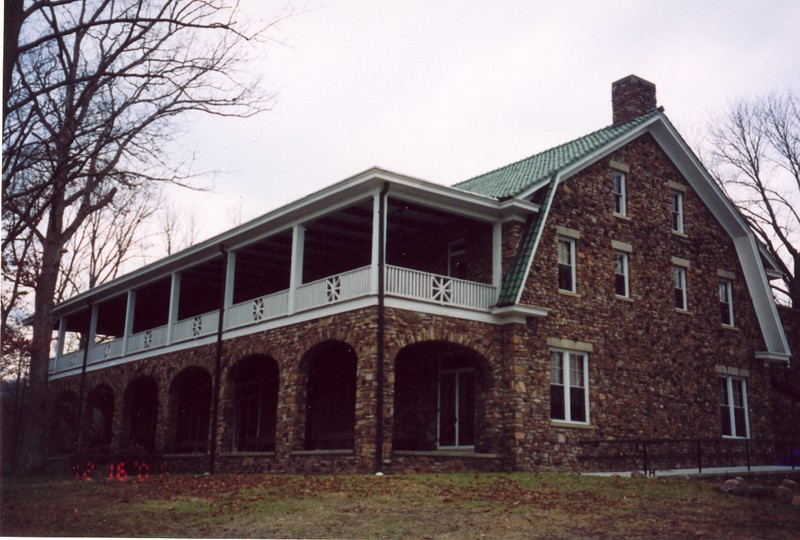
[615,295,633,302]
[292,449,354,456]
[672,231,688,238]
[722,435,750,440]
[550,420,594,429]
[558,289,581,298]
[393,450,499,459]
[674,308,692,315]
[722,324,738,331]
[612,213,631,221]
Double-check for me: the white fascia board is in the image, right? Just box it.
[52,167,509,317]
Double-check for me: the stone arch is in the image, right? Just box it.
[225,354,280,452]
[167,367,212,453]
[85,384,114,450]
[392,340,491,452]
[122,376,159,452]
[49,391,79,455]
[300,340,357,450]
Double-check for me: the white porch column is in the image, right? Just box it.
[223,250,237,327]
[166,272,181,344]
[492,221,503,293]
[370,190,384,294]
[122,290,136,356]
[87,304,99,352]
[288,224,305,314]
[55,317,67,359]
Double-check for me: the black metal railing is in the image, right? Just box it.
[578,437,799,475]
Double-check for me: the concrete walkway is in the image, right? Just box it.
[584,465,798,478]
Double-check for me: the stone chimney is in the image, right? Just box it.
[611,75,657,125]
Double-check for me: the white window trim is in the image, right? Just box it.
[720,376,750,439]
[671,190,684,234]
[447,239,467,278]
[612,171,627,216]
[550,349,590,425]
[720,279,734,327]
[557,236,577,293]
[614,251,630,298]
[674,266,687,311]
[437,365,475,450]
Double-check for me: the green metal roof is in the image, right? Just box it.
[496,176,559,306]
[453,110,660,199]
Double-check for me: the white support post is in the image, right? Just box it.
[122,290,136,356]
[55,317,67,359]
[88,304,99,350]
[370,190,383,294]
[223,251,237,328]
[492,221,503,294]
[288,224,305,315]
[166,273,181,344]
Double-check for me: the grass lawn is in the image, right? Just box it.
[1,472,799,538]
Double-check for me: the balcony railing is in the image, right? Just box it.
[386,265,497,310]
[49,265,498,375]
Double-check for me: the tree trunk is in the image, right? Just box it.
[14,208,66,475]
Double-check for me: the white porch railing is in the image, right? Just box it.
[171,310,220,343]
[226,290,290,330]
[127,324,168,354]
[386,265,497,310]
[49,265,499,376]
[88,338,124,364]
[295,266,372,312]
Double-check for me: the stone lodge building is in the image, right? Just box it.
[46,75,795,474]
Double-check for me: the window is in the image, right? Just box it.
[448,239,467,279]
[612,171,626,216]
[550,350,589,424]
[671,190,684,233]
[673,266,687,310]
[438,364,475,448]
[720,280,733,326]
[614,251,629,297]
[719,377,749,438]
[557,237,576,292]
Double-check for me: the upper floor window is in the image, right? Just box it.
[719,376,749,438]
[557,237,576,292]
[671,190,684,233]
[550,349,589,424]
[448,239,467,279]
[719,279,734,326]
[614,251,629,297]
[612,171,626,216]
[673,266,687,310]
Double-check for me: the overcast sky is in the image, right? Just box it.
[168,0,800,244]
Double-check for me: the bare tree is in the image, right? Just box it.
[157,199,200,256]
[704,91,800,308]
[2,0,281,474]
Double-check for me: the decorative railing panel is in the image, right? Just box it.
[385,265,497,310]
[88,338,124,364]
[295,266,372,312]
[127,324,168,354]
[226,290,290,329]
[172,311,220,343]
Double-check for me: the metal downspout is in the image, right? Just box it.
[375,183,389,474]
[209,246,227,474]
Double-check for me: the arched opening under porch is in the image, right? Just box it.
[226,355,279,452]
[85,384,114,450]
[168,367,212,454]
[302,340,357,451]
[392,341,491,452]
[122,376,158,452]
